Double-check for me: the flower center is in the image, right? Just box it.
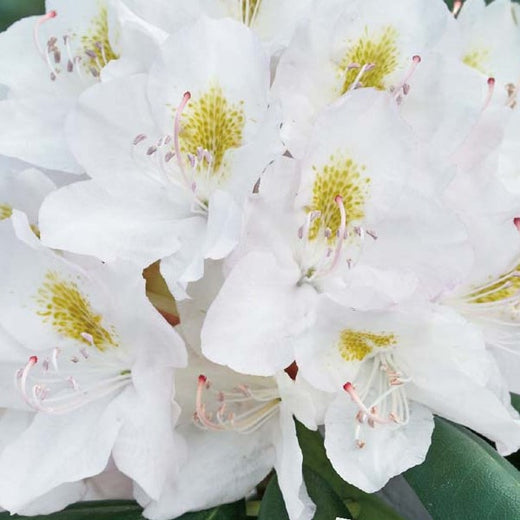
[338,329,397,362]
[339,26,399,94]
[194,374,281,434]
[33,6,118,82]
[35,271,118,351]
[80,5,118,75]
[307,155,370,242]
[178,83,245,176]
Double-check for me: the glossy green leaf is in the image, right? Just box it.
[0,0,44,31]
[258,467,350,520]
[405,417,520,520]
[258,473,289,520]
[296,422,405,520]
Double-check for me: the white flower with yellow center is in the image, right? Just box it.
[456,0,520,108]
[139,345,325,520]
[292,296,520,493]
[272,0,485,160]
[40,17,282,299]
[0,216,187,514]
[201,88,472,376]
[0,0,167,173]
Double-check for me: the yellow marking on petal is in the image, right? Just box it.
[339,26,399,94]
[0,203,13,220]
[81,4,119,72]
[466,263,520,304]
[307,155,370,241]
[462,49,490,74]
[179,83,245,176]
[338,329,397,362]
[36,271,118,351]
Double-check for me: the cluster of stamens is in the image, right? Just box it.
[297,195,377,284]
[132,92,214,214]
[194,375,281,434]
[343,352,410,449]
[343,54,421,106]
[15,333,131,414]
[33,11,109,82]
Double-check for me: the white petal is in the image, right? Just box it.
[201,251,316,376]
[141,423,275,520]
[325,393,434,493]
[0,399,121,512]
[274,405,315,520]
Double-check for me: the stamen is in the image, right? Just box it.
[349,63,376,91]
[33,11,57,59]
[15,347,131,415]
[318,195,347,277]
[342,352,410,448]
[393,55,421,100]
[482,77,495,112]
[514,218,520,232]
[194,374,280,434]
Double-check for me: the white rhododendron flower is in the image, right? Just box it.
[142,351,324,520]
[201,89,471,375]
[272,0,485,159]
[39,17,281,298]
[293,297,520,491]
[0,0,169,172]
[0,216,186,513]
[0,0,520,518]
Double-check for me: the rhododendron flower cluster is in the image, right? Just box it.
[0,0,520,519]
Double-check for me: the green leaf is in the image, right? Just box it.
[304,467,352,520]
[405,417,520,520]
[258,473,289,520]
[296,422,405,520]
[0,500,247,520]
[258,467,350,520]
[0,0,44,31]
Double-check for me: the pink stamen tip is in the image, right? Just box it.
[412,55,421,63]
[514,217,520,231]
[488,77,495,86]
[198,374,207,384]
[183,91,191,101]
[29,355,38,365]
[48,10,57,18]
[335,194,343,204]
[343,382,354,392]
